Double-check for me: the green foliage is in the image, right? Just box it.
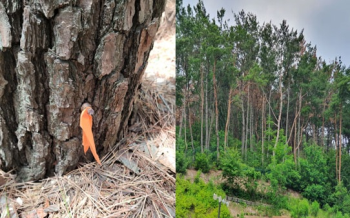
[303,184,326,206]
[288,198,309,218]
[176,175,231,218]
[331,182,350,214]
[176,151,188,175]
[311,200,320,216]
[194,170,202,183]
[195,152,210,173]
[220,148,243,184]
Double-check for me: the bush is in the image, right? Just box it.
[176,175,230,218]
[311,200,320,216]
[194,170,202,183]
[176,151,188,174]
[298,199,309,217]
[303,184,326,205]
[289,198,309,218]
[335,211,344,218]
[195,152,210,173]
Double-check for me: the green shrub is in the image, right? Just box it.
[335,211,344,218]
[194,170,202,183]
[298,199,309,217]
[176,151,188,174]
[195,152,210,173]
[311,201,320,216]
[289,198,309,218]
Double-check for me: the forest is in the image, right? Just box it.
[176,0,350,217]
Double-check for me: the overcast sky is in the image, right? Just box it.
[181,0,350,67]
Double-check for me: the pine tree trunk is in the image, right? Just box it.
[246,82,250,156]
[224,87,233,150]
[184,95,187,152]
[188,101,195,161]
[261,96,265,165]
[334,113,338,180]
[241,85,246,159]
[213,60,219,160]
[339,105,342,183]
[205,65,209,150]
[273,74,283,158]
[0,0,165,181]
[286,81,290,144]
[200,64,204,153]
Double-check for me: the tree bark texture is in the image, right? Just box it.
[0,0,165,181]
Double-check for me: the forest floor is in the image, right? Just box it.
[184,169,295,218]
[0,1,175,217]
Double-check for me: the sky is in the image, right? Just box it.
[181,0,350,67]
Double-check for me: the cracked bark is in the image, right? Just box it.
[0,0,165,181]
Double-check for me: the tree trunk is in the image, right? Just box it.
[188,101,195,161]
[224,87,233,150]
[183,95,188,152]
[205,64,209,150]
[273,74,283,158]
[200,64,204,153]
[285,80,290,144]
[0,0,165,182]
[213,60,219,160]
[245,82,249,160]
[261,96,265,165]
[321,100,326,148]
[241,85,246,159]
[335,113,338,180]
[339,105,342,183]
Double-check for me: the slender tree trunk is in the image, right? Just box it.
[295,89,302,164]
[250,99,253,152]
[286,80,290,144]
[200,64,204,153]
[246,82,250,160]
[268,90,272,145]
[213,60,220,160]
[273,74,283,158]
[184,95,188,153]
[322,101,326,148]
[224,87,233,150]
[339,105,342,183]
[188,101,195,161]
[261,96,265,165]
[294,104,298,164]
[178,105,183,138]
[205,65,209,150]
[335,113,338,180]
[0,0,165,181]
[241,80,246,158]
[208,110,215,149]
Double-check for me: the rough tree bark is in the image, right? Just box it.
[0,0,165,181]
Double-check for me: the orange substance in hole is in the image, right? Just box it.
[80,107,101,165]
